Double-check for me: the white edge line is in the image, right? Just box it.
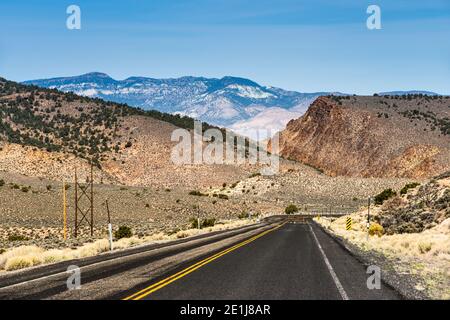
[309,224,349,300]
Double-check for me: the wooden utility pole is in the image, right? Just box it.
[74,168,78,238]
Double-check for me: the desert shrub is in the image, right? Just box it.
[238,211,249,219]
[114,226,132,239]
[190,218,200,229]
[369,223,384,237]
[436,189,450,210]
[202,218,216,228]
[190,218,216,229]
[21,186,30,193]
[5,256,35,271]
[418,242,432,254]
[249,172,261,178]
[400,182,420,195]
[285,204,299,215]
[8,234,28,241]
[189,190,205,196]
[218,194,229,200]
[167,228,181,236]
[0,179,4,187]
[176,231,189,239]
[374,188,397,205]
[46,185,52,191]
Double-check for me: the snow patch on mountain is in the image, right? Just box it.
[226,84,276,99]
[24,72,337,134]
[230,107,306,140]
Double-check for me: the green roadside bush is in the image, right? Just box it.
[400,182,420,195]
[202,218,216,228]
[190,218,216,229]
[285,204,299,215]
[114,226,132,239]
[8,234,29,241]
[374,189,397,205]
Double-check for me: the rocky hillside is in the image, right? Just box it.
[378,171,450,234]
[0,77,251,188]
[272,95,450,179]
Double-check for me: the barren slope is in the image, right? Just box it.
[273,95,450,178]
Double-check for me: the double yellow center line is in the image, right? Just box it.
[123,223,284,300]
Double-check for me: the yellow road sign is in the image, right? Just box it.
[346,217,352,231]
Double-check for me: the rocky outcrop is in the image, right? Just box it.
[273,96,450,178]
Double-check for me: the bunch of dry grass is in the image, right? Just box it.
[0,246,44,271]
[0,218,255,272]
[316,213,450,299]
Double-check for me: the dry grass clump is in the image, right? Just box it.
[316,214,450,299]
[0,246,44,270]
[0,239,111,271]
[0,219,255,272]
[319,212,450,258]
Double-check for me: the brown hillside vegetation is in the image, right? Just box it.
[0,78,251,188]
[273,95,450,179]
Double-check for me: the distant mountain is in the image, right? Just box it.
[377,90,441,96]
[24,73,338,133]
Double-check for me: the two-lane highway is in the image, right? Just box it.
[122,222,401,300]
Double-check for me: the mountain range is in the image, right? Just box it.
[378,90,440,96]
[24,73,445,140]
[23,73,338,139]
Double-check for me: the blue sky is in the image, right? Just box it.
[0,0,449,94]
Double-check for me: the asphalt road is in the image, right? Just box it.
[0,219,402,300]
[122,223,401,300]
